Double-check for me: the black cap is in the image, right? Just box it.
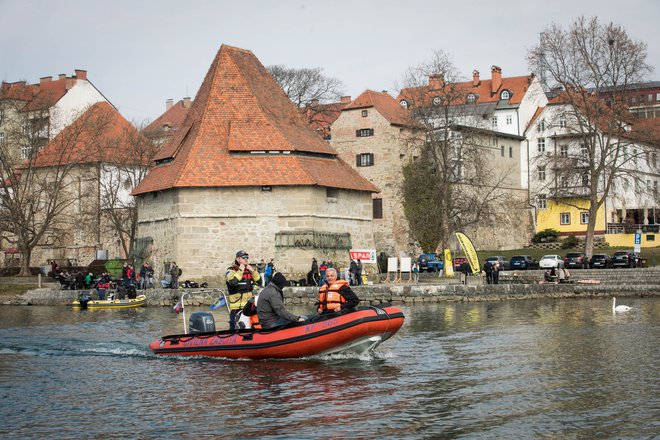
[271,272,287,290]
[235,250,249,259]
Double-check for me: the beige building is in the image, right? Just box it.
[330,90,420,256]
[16,102,152,268]
[132,45,378,280]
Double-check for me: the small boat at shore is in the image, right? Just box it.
[149,304,405,359]
[72,294,148,310]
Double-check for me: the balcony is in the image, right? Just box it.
[607,223,659,234]
[549,185,592,199]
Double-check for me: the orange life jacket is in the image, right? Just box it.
[318,279,349,313]
[250,313,262,330]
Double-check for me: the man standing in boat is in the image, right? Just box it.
[226,251,261,331]
[257,272,306,329]
[317,267,360,315]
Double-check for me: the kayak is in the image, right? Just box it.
[149,304,404,359]
[72,294,148,309]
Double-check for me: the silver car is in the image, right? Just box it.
[539,255,564,269]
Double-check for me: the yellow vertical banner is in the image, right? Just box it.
[443,249,454,277]
[455,232,480,274]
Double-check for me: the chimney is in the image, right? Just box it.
[166,99,174,110]
[58,74,66,80]
[65,78,75,90]
[40,76,52,84]
[340,95,351,103]
[472,70,480,87]
[428,74,444,91]
[491,66,502,94]
[74,69,87,80]
[182,97,192,108]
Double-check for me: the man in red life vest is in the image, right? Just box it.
[226,250,261,331]
[317,267,360,315]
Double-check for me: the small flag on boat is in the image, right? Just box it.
[210,295,226,311]
[173,301,183,314]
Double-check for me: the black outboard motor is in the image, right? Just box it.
[79,293,92,310]
[188,312,216,334]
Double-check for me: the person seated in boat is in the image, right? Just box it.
[96,272,111,300]
[317,267,360,315]
[236,293,261,330]
[257,272,306,330]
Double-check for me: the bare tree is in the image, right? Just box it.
[96,121,156,261]
[0,103,112,275]
[399,51,514,253]
[528,16,654,257]
[267,65,346,126]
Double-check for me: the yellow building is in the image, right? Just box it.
[536,198,606,235]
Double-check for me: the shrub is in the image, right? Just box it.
[532,228,560,244]
[561,235,581,249]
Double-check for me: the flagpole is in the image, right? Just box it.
[221,290,230,315]
[181,292,191,334]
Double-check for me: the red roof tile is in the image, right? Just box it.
[28,102,152,168]
[1,72,88,112]
[144,99,191,134]
[344,90,418,127]
[133,45,378,195]
[398,73,534,107]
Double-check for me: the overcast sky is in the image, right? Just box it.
[1,0,658,124]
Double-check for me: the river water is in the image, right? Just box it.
[0,297,658,439]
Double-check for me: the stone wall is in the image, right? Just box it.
[13,271,660,306]
[137,186,375,280]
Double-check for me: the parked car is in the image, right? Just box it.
[539,255,564,269]
[611,251,638,268]
[485,256,510,270]
[589,253,612,269]
[509,255,538,270]
[417,253,444,272]
[453,256,468,271]
[564,252,588,269]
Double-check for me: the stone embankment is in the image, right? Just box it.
[6,267,660,306]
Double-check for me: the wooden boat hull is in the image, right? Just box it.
[149,305,404,359]
[72,294,148,309]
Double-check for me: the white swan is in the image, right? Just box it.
[612,297,632,313]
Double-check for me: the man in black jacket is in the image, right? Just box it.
[257,272,306,329]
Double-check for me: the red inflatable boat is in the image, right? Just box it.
[149,305,404,360]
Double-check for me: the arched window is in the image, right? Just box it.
[501,90,510,100]
[399,100,409,108]
[466,93,476,103]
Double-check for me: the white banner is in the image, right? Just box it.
[387,257,398,272]
[400,257,412,272]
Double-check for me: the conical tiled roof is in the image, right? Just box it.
[134,45,378,195]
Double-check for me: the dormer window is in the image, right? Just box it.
[432,96,442,106]
[399,99,409,108]
[466,93,476,103]
[500,90,511,100]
